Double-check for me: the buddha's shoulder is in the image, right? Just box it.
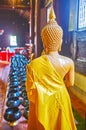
[60,55,74,64]
[29,55,46,65]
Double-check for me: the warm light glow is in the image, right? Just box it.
[9,0,21,7]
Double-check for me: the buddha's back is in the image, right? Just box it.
[47,53,74,87]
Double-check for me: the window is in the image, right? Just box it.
[69,0,78,31]
[10,35,17,46]
[78,0,86,29]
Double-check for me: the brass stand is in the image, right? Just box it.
[8,121,18,126]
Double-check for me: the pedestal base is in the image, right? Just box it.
[8,121,18,126]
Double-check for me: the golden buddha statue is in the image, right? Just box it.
[26,6,77,130]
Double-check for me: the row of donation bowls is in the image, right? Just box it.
[7,88,27,98]
[4,88,29,122]
[4,104,29,122]
[8,76,26,86]
[6,96,29,108]
[7,87,29,107]
[4,107,22,122]
[4,54,29,125]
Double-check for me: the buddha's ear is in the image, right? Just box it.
[41,35,43,43]
[58,39,62,52]
[58,46,61,52]
[41,35,47,51]
[44,46,48,54]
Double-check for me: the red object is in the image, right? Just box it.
[7,52,15,62]
[0,51,15,62]
[0,51,7,61]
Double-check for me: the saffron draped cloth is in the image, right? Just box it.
[26,55,77,130]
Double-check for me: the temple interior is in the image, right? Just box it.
[0,0,86,130]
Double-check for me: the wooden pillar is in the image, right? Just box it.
[36,0,41,57]
[34,0,47,57]
[29,0,35,44]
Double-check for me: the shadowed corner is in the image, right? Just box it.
[73,107,86,130]
[85,112,86,129]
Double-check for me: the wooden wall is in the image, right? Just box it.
[0,9,29,47]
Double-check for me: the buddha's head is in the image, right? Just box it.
[41,7,63,53]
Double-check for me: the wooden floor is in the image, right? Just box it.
[69,90,86,119]
[0,90,86,130]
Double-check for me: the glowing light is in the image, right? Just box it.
[10,35,17,46]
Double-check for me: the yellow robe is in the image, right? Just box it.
[26,55,77,130]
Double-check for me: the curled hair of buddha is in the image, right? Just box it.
[41,6,63,52]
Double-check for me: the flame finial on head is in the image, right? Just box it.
[49,6,56,20]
